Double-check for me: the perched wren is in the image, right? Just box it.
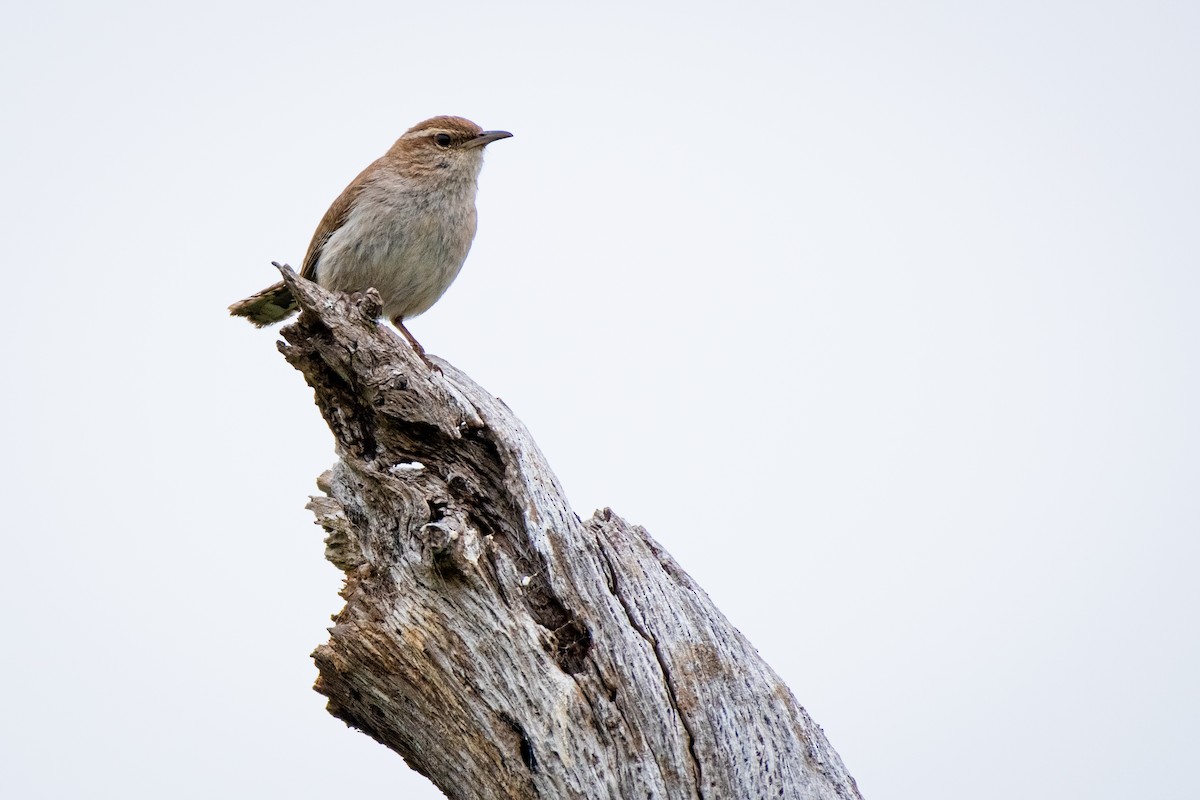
[230,116,511,352]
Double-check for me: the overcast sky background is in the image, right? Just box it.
[3,1,1197,798]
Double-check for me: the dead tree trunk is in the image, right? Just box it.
[269,265,863,799]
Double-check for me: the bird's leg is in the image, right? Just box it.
[392,317,439,371]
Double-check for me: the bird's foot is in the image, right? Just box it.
[393,318,441,373]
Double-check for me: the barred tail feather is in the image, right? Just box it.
[228,281,298,327]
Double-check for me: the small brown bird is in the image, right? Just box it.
[230,115,511,353]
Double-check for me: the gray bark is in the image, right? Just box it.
[270,265,863,799]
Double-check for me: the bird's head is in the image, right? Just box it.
[388,115,512,180]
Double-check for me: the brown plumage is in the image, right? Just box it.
[230,116,511,336]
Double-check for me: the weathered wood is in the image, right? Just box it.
[272,264,863,799]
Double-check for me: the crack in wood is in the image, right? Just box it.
[597,543,706,798]
[262,265,864,800]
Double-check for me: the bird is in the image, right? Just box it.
[229,115,511,356]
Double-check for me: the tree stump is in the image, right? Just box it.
[269,265,863,799]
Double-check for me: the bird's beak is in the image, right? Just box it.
[464,130,513,149]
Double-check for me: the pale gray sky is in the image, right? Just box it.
[3,1,1197,798]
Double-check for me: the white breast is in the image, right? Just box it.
[317,172,480,321]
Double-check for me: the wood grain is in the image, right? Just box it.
[272,264,863,799]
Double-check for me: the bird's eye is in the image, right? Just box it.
[434,133,452,148]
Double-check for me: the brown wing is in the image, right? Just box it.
[300,157,385,281]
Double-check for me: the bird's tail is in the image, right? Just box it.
[228,281,299,327]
